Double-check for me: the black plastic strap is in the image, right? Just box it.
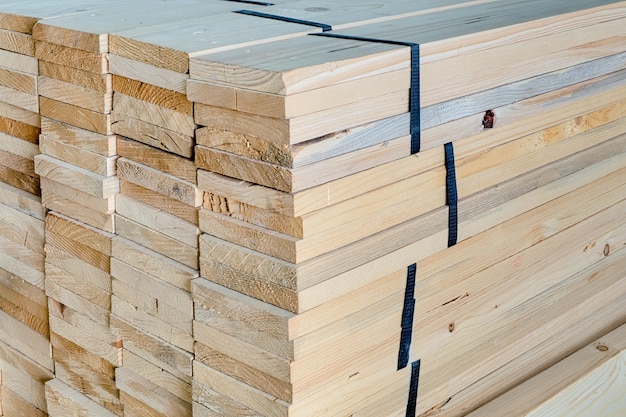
[444,142,458,247]
[227,0,274,5]
[406,360,421,417]
[311,32,421,154]
[234,10,332,31]
[398,263,417,370]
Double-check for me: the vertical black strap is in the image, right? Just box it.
[444,142,459,247]
[311,33,421,154]
[406,360,421,417]
[398,263,417,370]
[409,44,421,154]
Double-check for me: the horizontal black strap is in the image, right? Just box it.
[227,0,275,5]
[234,10,332,31]
[311,32,421,154]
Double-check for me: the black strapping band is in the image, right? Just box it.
[311,32,421,154]
[234,10,332,31]
[227,0,274,5]
[398,263,417,370]
[406,360,421,417]
[444,142,458,247]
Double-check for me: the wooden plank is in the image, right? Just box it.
[0,386,47,417]
[45,379,118,417]
[111,295,193,352]
[108,54,187,94]
[111,258,192,318]
[194,342,292,403]
[45,274,110,326]
[202,192,302,238]
[116,367,191,417]
[193,359,288,417]
[117,136,196,183]
[41,190,115,233]
[46,263,110,311]
[0,149,35,179]
[0,49,38,74]
[45,211,112,266]
[111,114,193,158]
[116,157,201,206]
[39,96,111,135]
[34,154,119,199]
[193,320,290,384]
[111,236,198,292]
[194,89,407,147]
[41,177,115,214]
[193,379,263,417]
[0,28,34,55]
[112,92,195,136]
[39,135,116,176]
[419,297,626,416]
[35,40,107,73]
[0,309,52,371]
[0,340,53,386]
[0,85,38,113]
[112,74,192,114]
[195,112,408,169]
[0,66,36,94]
[41,117,115,156]
[467,324,626,416]
[120,180,198,225]
[115,214,198,269]
[50,332,116,379]
[195,133,409,193]
[39,60,111,93]
[53,355,122,416]
[0,100,40,128]
[0,114,40,143]
[122,349,191,404]
[0,199,44,254]
[47,300,119,366]
[110,315,192,379]
[0,181,45,220]
[188,67,409,119]
[0,131,39,161]
[0,278,48,337]
[38,75,112,113]
[115,194,199,247]
[0,234,44,289]
[192,278,293,359]
[0,268,47,310]
[45,244,111,293]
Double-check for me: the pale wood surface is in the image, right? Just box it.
[468,323,626,416]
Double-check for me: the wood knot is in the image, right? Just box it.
[482,110,495,129]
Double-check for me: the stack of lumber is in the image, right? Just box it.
[189,1,626,416]
[0,1,624,416]
[0,6,49,417]
[17,2,124,415]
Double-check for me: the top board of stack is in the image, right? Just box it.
[1,0,625,416]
